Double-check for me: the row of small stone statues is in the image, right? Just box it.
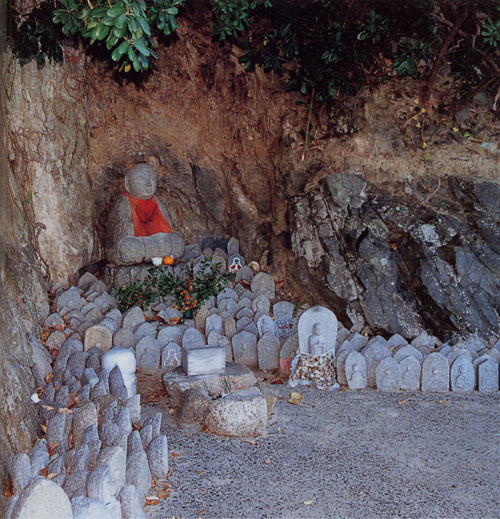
[294,306,499,393]
[343,351,498,392]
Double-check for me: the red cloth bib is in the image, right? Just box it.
[123,193,173,236]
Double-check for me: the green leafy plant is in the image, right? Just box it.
[112,258,233,313]
[393,38,433,78]
[112,278,157,312]
[357,10,389,43]
[481,9,500,47]
[211,0,272,41]
[8,2,65,68]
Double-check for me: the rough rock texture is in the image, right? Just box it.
[290,173,500,339]
[204,387,267,437]
[0,45,49,511]
[5,54,92,282]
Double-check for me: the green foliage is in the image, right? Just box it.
[7,0,500,106]
[357,10,389,44]
[211,0,271,41]
[481,9,500,47]
[112,277,157,312]
[10,0,184,73]
[393,38,433,79]
[112,258,233,313]
[235,0,438,102]
[8,2,64,68]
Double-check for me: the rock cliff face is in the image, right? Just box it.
[289,173,500,340]
[0,51,49,509]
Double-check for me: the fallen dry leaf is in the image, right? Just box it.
[4,478,13,498]
[171,452,180,458]
[288,392,303,405]
[39,468,48,477]
[399,400,407,405]
[145,495,160,506]
[340,387,349,392]
[168,408,176,415]
[303,500,314,505]
[40,424,48,434]
[158,489,170,499]
[241,439,258,445]
[264,458,271,465]
[46,473,57,480]
[48,442,59,456]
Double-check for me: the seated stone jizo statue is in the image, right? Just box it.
[107,164,185,265]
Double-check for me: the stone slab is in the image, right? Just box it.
[162,363,257,407]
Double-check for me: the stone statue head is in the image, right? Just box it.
[312,322,323,336]
[124,163,157,200]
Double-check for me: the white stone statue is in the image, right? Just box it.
[298,306,337,356]
[102,345,136,398]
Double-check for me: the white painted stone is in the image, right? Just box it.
[182,345,225,376]
[12,477,73,519]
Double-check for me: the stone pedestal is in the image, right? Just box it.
[162,363,257,406]
[104,264,160,287]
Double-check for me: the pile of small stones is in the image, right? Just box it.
[6,297,169,518]
[7,237,500,517]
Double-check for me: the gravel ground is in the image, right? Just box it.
[145,385,500,519]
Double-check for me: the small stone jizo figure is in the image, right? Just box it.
[106,164,185,265]
[308,322,326,355]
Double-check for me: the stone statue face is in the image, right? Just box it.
[312,322,323,335]
[125,164,157,200]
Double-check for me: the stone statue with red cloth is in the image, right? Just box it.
[106,164,185,266]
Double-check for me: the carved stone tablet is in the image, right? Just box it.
[232,331,258,368]
[421,353,449,392]
[344,351,367,390]
[361,342,391,387]
[393,345,423,365]
[298,306,337,356]
[375,357,400,391]
[450,354,474,393]
[399,356,421,391]
[477,358,499,392]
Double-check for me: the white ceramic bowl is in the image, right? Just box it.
[152,257,162,266]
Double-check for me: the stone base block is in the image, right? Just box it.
[162,363,257,407]
[104,264,168,287]
[182,346,225,376]
[204,387,267,437]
